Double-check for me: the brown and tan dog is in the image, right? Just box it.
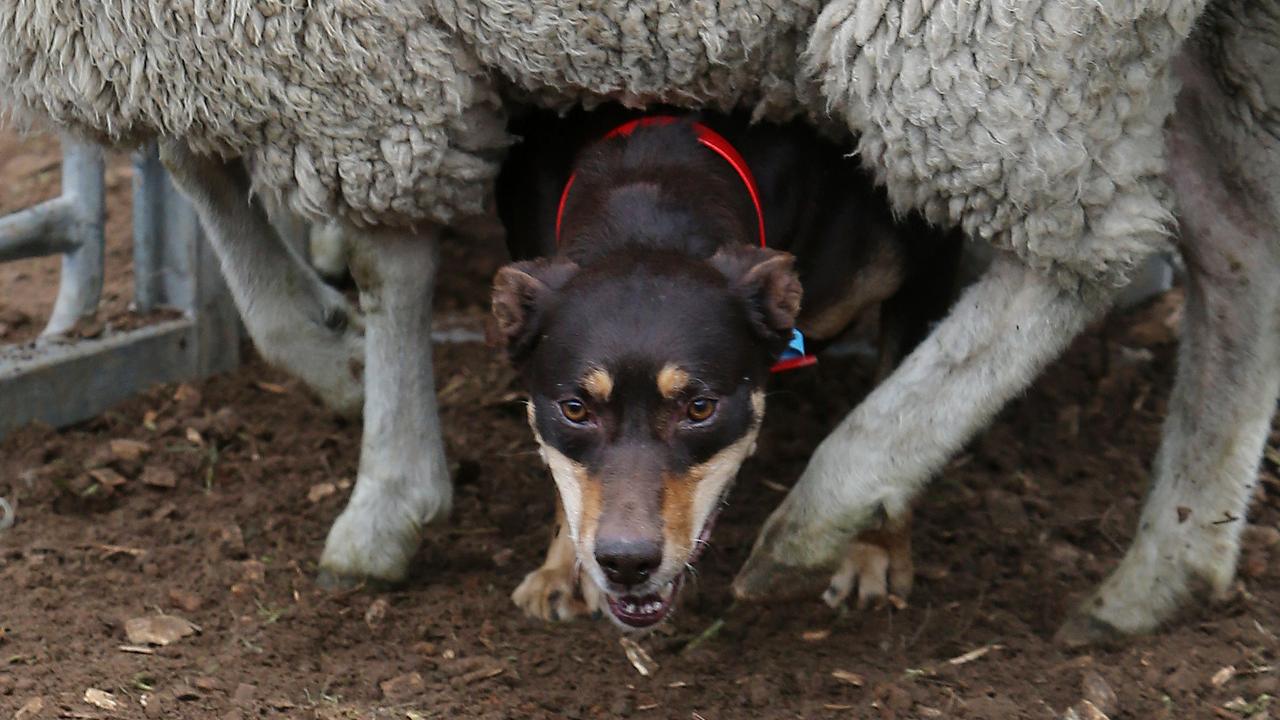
[490,107,959,629]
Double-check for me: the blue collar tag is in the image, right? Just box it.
[771,328,818,373]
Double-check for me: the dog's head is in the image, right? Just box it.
[491,244,800,629]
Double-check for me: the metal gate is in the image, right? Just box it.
[0,138,239,439]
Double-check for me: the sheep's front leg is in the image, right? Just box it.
[158,141,364,415]
[1058,43,1280,645]
[734,256,1109,598]
[318,228,452,585]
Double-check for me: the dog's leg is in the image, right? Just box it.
[317,228,453,585]
[513,495,605,622]
[734,255,1113,598]
[1057,31,1280,645]
[158,141,364,415]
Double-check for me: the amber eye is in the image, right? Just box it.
[686,398,717,423]
[559,399,590,424]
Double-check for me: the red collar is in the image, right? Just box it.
[553,115,813,374]
[554,116,767,248]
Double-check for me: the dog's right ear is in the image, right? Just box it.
[489,258,578,362]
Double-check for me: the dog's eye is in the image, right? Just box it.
[559,399,590,424]
[686,398,717,423]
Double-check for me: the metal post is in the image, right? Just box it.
[43,139,105,336]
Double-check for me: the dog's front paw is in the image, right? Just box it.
[512,565,601,622]
[821,509,913,609]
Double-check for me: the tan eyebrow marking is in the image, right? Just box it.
[581,367,614,402]
[657,364,691,399]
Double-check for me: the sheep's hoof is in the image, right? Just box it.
[1054,608,1126,649]
[315,569,398,593]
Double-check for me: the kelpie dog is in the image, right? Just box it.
[490,107,959,630]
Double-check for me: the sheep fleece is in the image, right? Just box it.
[0,0,1208,286]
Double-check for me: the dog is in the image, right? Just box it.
[489,107,960,628]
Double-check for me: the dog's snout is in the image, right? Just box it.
[595,538,662,587]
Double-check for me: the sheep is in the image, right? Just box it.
[2,0,1274,643]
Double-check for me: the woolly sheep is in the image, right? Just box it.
[2,0,1275,644]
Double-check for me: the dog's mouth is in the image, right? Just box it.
[602,502,724,630]
[606,575,683,629]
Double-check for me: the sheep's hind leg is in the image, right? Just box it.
[317,228,452,585]
[158,141,364,415]
[1058,35,1280,645]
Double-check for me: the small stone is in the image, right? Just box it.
[307,482,336,503]
[380,672,425,701]
[83,688,119,710]
[168,588,203,612]
[125,614,198,646]
[14,696,44,720]
[491,548,514,568]
[172,684,200,701]
[232,683,256,707]
[141,466,177,488]
[1081,671,1118,716]
[364,597,389,628]
[194,677,220,691]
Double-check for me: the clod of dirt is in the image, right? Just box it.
[984,489,1031,534]
[140,466,177,489]
[108,439,151,465]
[609,694,636,717]
[83,688,119,710]
[167,588,202,613]
[194,677,220,692]
[173,384,203,412]
[14,696,44,720]
[740,674,774,707]
[1081,671,1118,716]
[87,468,128,495]
[379,672,425,701]
[231,683,256,707]
[214,524,247,559]
[872,682,914,719]
[239,560,266,584]
[124,615,198,646]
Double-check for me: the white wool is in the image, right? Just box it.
[0,0,1209,287]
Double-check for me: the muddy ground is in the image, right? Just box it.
[2,126,1279,720]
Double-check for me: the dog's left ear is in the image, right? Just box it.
[709,246,802,345]
[489,258,579,362]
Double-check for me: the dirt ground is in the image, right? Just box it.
[2,128,1280,720]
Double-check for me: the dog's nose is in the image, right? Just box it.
[595,538,662,587]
